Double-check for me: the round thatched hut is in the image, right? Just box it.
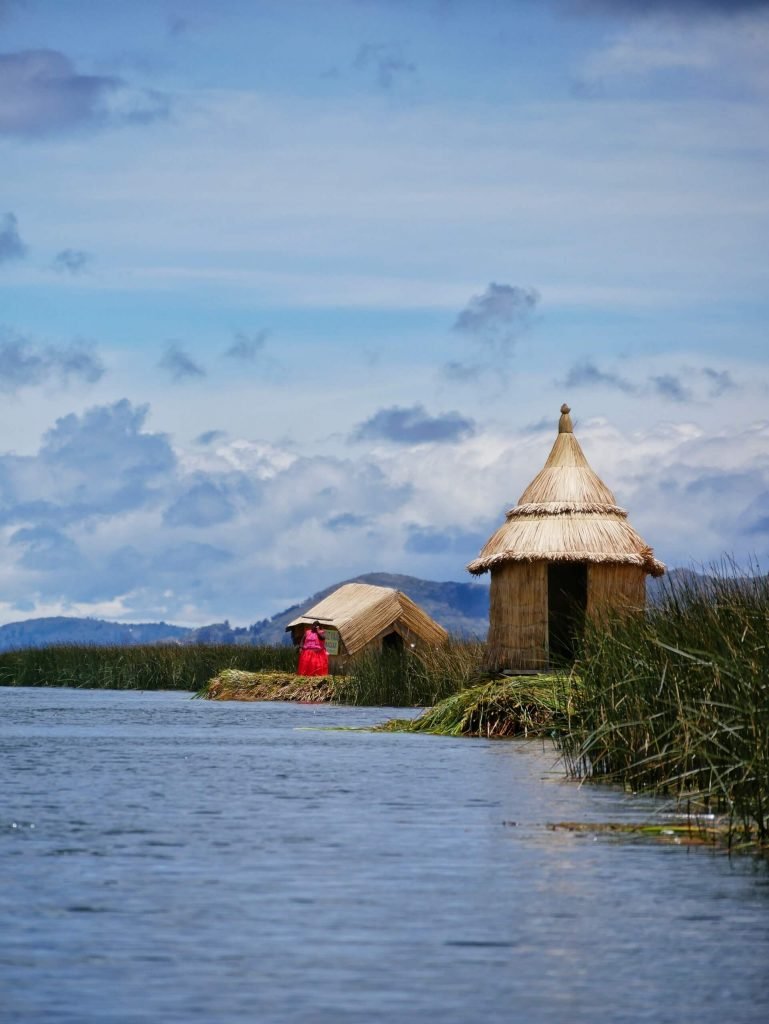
[467,404,665,671]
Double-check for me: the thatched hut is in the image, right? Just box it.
[285,582,448,671]
[468,404,664,671]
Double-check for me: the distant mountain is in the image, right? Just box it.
[0,575,490,652]
[0,616,189,652]
[646,567,709,604]
[0,568,726,653]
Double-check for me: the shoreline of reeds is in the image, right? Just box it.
[0,643,297,691]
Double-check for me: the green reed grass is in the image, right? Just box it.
[336,638,486,707]
[380,673,575,737]
[561,565,769,846]
[0,643,297,691]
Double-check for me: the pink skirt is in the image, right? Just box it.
[297,649,329,676]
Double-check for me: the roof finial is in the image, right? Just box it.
[558,403,573,434]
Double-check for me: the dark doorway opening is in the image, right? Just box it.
[548,563,587,664]
[382,631,404,653]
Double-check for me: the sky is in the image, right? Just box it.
[1,0,768,627]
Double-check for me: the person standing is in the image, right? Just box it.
[297,620,329,676]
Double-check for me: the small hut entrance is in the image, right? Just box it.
[548,563,587,664]
[382,631,404,653]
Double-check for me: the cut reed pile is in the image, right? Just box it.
[562,565,769,848]
[380,673,576,737]
[202,669,336,702]
[0,643,297,691]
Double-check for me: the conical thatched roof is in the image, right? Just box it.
[467,404,665,577]
[286,582,448,655]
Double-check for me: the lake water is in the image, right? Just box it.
[2,687,768,1024]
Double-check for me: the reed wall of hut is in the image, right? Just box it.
[487,562,548,672]
[586,563,646,619]
[468,404,664,671]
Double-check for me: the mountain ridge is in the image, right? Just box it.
[0,573,490,651]
[0,568,713,652]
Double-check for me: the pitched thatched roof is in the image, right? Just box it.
[467,404,665,577]
[286,582,448,655]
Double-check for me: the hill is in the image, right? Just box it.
[0,574,490,651]
[0,568,722,652]
[0,616,189,651]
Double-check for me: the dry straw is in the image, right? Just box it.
[286,582,448,655]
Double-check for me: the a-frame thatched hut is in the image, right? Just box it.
[286,582,448,672]
[468,404,664,671]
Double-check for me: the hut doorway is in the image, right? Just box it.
[548,563,587,664]
[382,631,404,653]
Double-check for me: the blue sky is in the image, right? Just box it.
[1,0,768,625]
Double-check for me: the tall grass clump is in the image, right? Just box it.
[384,673,576,737]
[0,643,297,691]
[562,566,769,845]
[335,638,486,706]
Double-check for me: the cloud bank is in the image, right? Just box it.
[0,397,767,625]
[0,48,169,137]
[0,332,104,392]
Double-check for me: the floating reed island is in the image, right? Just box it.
[203,669,337,703]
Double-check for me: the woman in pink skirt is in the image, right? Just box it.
[297,621,329,676]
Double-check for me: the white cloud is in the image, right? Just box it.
[0,393,767,625]
[580,11,769,95]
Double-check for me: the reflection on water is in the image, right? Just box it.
[2,687,768,1024]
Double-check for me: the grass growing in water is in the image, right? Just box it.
[380,673,575,737]
[0,643,297,691]
[335,638,486,707]
[561,566,769,847]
